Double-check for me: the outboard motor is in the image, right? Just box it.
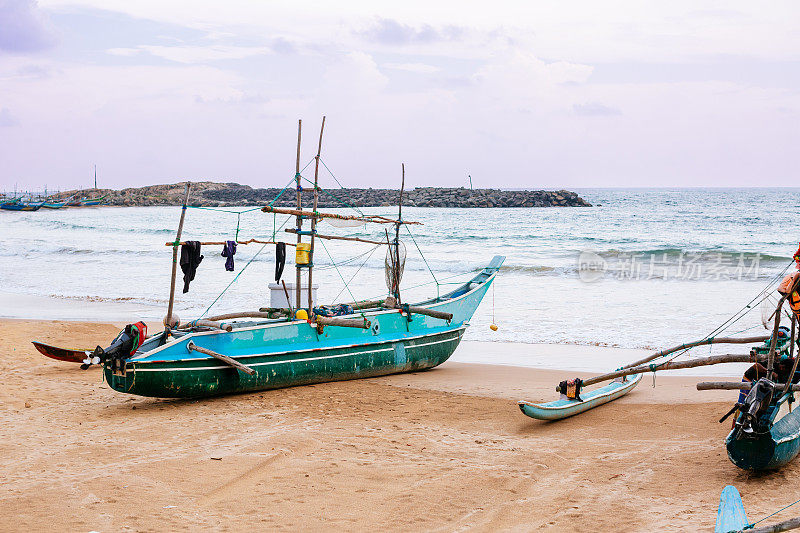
[731,377,775,439]
[81,322,147,371]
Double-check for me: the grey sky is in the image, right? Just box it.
[0,1,798,190]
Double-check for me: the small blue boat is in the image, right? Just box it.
[518,373,642,420]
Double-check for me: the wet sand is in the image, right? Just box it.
[1,319,796,532]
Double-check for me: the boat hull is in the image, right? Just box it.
[518,374,642,420]
[726,407,800,470]
[105,327,465,398]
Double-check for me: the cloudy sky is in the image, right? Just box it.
[1,1,799,190]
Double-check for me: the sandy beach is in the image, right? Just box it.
[1,318,796,532]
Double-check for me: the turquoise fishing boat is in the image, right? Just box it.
[103,259,501,398]
[47,118,503,399]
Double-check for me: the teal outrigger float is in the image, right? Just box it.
[43,118,503,399]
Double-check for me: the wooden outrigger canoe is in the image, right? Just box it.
[518,373,642,420]
[103,257,503,398]
[521,266,800,472]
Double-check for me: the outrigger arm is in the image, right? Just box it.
[563,335,769,391]
[559,352,768,391]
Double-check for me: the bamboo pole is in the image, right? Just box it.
[563,353,762,391]
[205,311,284,321]
[315,316,370,329]
[738,515,800,533]
[345,299,385,310]
[393,164,404,302]
[262,205,420,226]
[308,116,325,314]
[582,336,770,387]
[284,228,385,246]
[697,381,800,391]
[384,296,453,321]
[177,319,233,332]
[767,296,787,376]
[783,314,799,396]
[165,182,191,328]
[295,119,303,312]
[186,342,255,375]
[165,239,295,247]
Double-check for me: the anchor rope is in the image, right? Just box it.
[744,496,800,530]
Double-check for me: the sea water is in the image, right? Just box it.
[1,188,798,372]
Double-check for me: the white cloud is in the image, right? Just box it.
[384,62,439,73]
[107,44,271,63]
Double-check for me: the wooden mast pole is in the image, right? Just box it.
[165,182,191,328]
[782,314,798,396]
[294,120,303,312]
[308,116,326,314]
[394,164,404,302]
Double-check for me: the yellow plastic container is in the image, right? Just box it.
[296,243,311,265]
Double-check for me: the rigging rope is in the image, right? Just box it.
[318,239,368,321]
[404,224,440,299]
[744,496,800,530]
[645,260,795,370]
[331,244,382,304]
[199,243,269,318]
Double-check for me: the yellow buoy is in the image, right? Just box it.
[296,309,309,320]
[490,324,498,331]
[295,243,311,265]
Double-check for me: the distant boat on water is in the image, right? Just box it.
[66,194,107,207]
[41,197,73,209]
[0,199,46,211]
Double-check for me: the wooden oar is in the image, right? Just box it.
[186,341,255,375]
[580,336,768,388]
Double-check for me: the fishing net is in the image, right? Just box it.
[385,241,406,294]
